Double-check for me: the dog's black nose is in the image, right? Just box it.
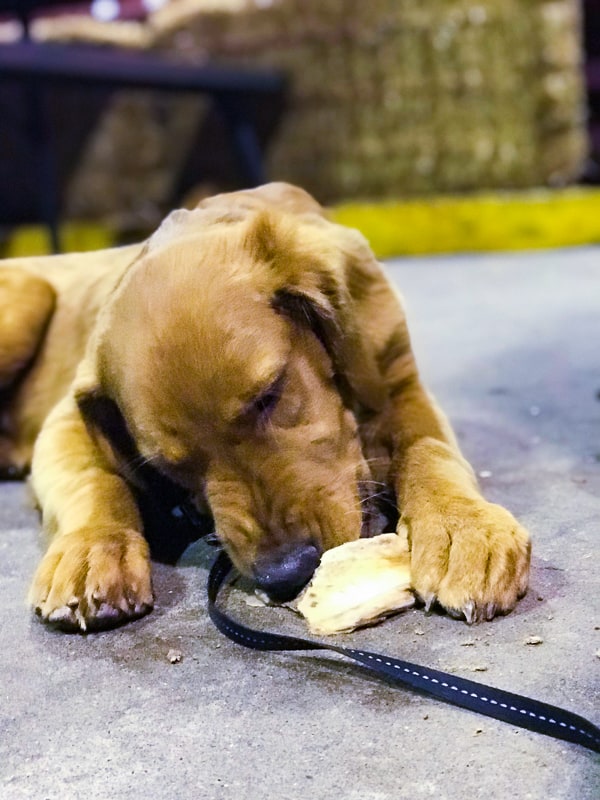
[254,542,321,602]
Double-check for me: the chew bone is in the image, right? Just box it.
[296,533,414,635]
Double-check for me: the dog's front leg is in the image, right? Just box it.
[389,378,531,623]
[28,395,153,631]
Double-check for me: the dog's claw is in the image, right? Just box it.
[423,593,436,614]
[485,602,497,621]
[463,601,476,625]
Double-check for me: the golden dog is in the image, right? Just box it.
[0,183,530,631]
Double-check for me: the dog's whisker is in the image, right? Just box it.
[123,453,161,475]
[340,505,382,520]
[358,491,390,506]
[323,465,363,493]
[316,453,390,496]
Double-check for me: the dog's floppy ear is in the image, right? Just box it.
[251,212,387,413]
[271,287,386,413]
[75,384,208,559]
[75,384,189,503]
[75,385,144,484]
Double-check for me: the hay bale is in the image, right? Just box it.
[151,0,586,203]
[64,93,205,231]
[38,0,588,220]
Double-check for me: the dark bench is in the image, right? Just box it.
[0,3,287,251]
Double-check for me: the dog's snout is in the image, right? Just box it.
[254,542,321,602]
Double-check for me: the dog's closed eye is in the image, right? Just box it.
[243,373,286,426]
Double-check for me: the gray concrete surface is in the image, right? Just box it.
[1,247,599,799]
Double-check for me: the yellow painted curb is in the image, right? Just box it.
[3,223,115,258]
[330,188,600,258]
[5,189,600,259]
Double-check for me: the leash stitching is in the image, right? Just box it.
[350,649,597,744]
[207,551,600,752]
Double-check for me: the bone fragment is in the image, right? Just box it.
[296,533,414,635]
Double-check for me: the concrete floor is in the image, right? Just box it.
[1,247,599,799]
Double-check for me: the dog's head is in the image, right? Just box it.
[76,187,389,600]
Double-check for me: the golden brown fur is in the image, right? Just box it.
[0,183,530,631]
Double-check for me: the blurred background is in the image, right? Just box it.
[0,0,599,256]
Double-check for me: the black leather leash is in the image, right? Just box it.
[207,549,600,754]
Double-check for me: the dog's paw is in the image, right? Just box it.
[401,498,531,623]
[29,527,153,632]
